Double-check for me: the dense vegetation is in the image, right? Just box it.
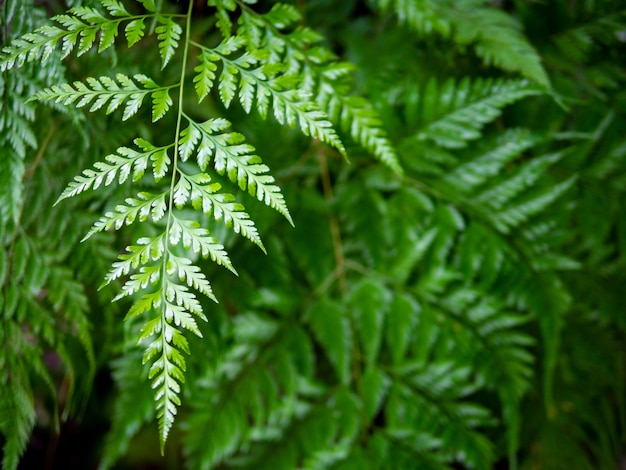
[1,0,625,468]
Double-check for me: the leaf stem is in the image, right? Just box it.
[157,0,194,453]
[318,149,347,295]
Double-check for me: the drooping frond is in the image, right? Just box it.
[192,37,346,156]
[236,4,402,172]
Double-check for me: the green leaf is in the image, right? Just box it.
[182,118,293,225]
[100,0,131,17]
[125,18,146,47]
[85,191,168,240]
[137,0,156,12]
[348,278,391,367]
[32,74,172,122]
[307,298,353,385]
[385,293,419,365]
[56,138,171,202]
[155,16,182,69]
[360,367,390,422]
[413,78,542,149]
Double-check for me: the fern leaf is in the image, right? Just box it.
[115,264,162,300]
[105,235,166,284]
[335,95,402,173]
[100,0,131,18]
[208,0,238,37]
[474,151,565,210]
[182,118,293,225]
[375,0,451,36]
[139,277,208,450]
[56,138,173,202]
[84,191,169,240]
[0,374,36,470]
[166,253,217,302]
[376,0,550,86]
[415,78,541,149]
[193,50,218,102]
[194,40,346,155]
[99,20,119,52]
[306,298,353,385]
[169,217,237,274]
[122,18,144,46]
[137,0,157,12]
[348,278,391,367]
[456,8,550,87]
[269,86,346,156]
[155,15,182,69]
[0,8,152,71]
[0,152,26,224]
[443,128,542,193]
[180,172,265,250]
[490,177,576,233]
[146,322,185,451]
[31,74,174,122]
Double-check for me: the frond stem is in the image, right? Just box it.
[317,150,347,295]
[157,0,193,453]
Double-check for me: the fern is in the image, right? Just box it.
[407,77,541,149]
[1,0,346,451]
[2,0,626,468]
[374,0,550,87]
[235,2,402,172]
[32,74,175,121]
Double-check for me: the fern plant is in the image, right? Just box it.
[2,0,626,469]
[1,0,354,452]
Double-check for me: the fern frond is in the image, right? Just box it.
[474,151,564,210]
[84,191,168,240]
[443,128,542,193]
[227,3,401,173]
[0,5,159,70]
[100,0,131,18]
[321,91,402,173]
[208,0,238,37]
[155,15,182,69]
[375,0,550,86]
[0,152,26,224]
[105,235,166,283]
[175,172,264,249]
[0,368,36,470]
[142,317,189,450]
[192,40,346,155]
[56,138,173,203]
[184,315,317,468]
[169,217,236,274]
[181,117,293,224]
[413,78,541,149]
[386,363,495,468]
[32,74,174,121]
[489,177,577,233]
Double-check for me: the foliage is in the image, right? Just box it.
[1,0,625,468]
